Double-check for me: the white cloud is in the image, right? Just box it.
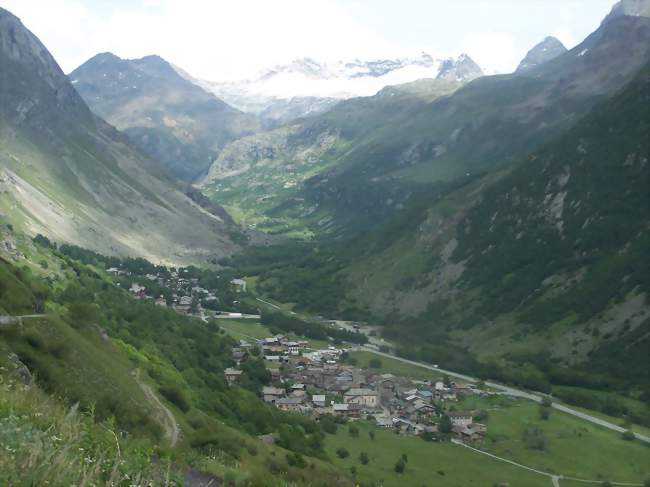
[1,0,395,80]
[461,31,518,74]
[0,0,617,80]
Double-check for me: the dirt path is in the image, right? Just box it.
[133,369,179,447]
[452,439,644,486]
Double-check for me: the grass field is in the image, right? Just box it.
[552,385,650,437]
[324,421,551,487]
[349,351,446,382]
[455,395,650,483]
[217,318,332,350]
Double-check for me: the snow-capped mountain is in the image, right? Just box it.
[180,53,483,121]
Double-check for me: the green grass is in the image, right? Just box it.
[217,318,332,350]
[349,351,445,381]
[0,314,161,439]
[455,395,650,482]
[552,385,650,437]
[324,421,551,487]
[0,373,163,486]
[217,318,274,340]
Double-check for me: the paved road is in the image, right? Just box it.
[0,314,47,326]
[255,297,281,310]
[359,347,650,444]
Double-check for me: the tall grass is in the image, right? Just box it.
[0,374,174,486]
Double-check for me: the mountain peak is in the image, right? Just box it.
[0,6,92,128]
[437,53,483,82]
[516,36,567,73]
[604,0,650,22]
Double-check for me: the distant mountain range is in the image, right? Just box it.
[182,53,483,121]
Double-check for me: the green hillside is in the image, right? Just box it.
[227,61,650,422]
[203,14,650,239]
[0,227,353,486]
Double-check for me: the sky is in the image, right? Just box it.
[0,0,618,81]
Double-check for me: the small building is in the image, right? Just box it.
[452,425,485,442]
[344,388,378,409]
[262,386,285,403]
[257,434,276,445]
[448,411,474,428]
[230,278,247,292]
[312,394,327,408]
[275,397,304,412]
[232,348,248,364]
[332,403,361,418]
[224,367,243,385]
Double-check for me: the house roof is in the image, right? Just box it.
[344,388,376,397]
[276,397,303,406]
[224,368,242,376]
[448,410,473,418]
[262,387,284,396]
[312,395,326,402]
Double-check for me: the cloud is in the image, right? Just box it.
[461,31,518,74]
[0,0,616,80]
[1,0,393,80]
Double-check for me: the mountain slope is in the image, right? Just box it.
[0,7,239,264]
[349,60,650,379]
[241,59,650,394]
[70,53,260,181]
[201,78,463,237]
[202,7,650,238]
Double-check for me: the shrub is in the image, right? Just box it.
[394,458,405,474]
[621,430,635,441]
[348,425,359,438]
[359,452,369,465]
[336,447,349,459]
[24,331,45,350]
[287,452,306,468]
[320,416,338,434]
[159,384,190,412]
[523,428,548,451]
[369,358,382,369]
[438,415,452,434]
[539,405,551,420]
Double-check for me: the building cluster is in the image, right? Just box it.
[123,271,216,314]
[226,335,487,442]
[110,267,234,315]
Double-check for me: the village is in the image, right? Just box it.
[109,263,488,442]
[226,333,488,443]
[108,264,249,316]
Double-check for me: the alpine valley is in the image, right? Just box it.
[0,1,649,486]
